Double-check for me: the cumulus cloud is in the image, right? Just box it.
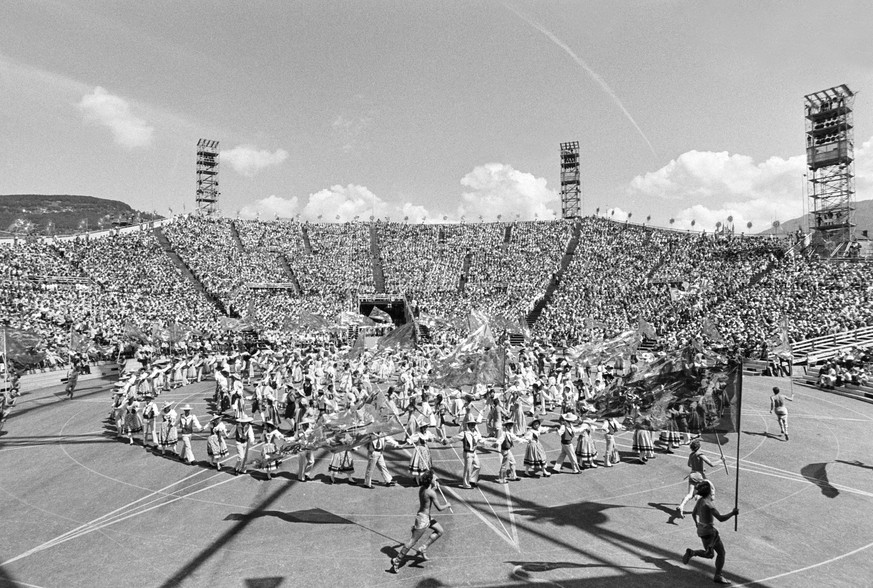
[240,185,434,222]
[629,150,804,231]
[239,194,299,219]
[78,86,153,148]
[458,163,559,221]
[222,145,289,177]
[629,138,873,232]
[240,163,560,223]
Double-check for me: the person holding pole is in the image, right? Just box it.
[681,480,739,585]
[678,439,721,518]
[391,469,451,570]
[66,353,83,399]
[769,386,793,441]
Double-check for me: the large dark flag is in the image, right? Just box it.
[368,306,392,323]
[1,327,46,369]
[123,321,149,344]
[702,317,727,344]
[338,310,375,327]
[252,389,405,469]
[69,328,91,355]
[377,323,416,350]
[298,311,331,331]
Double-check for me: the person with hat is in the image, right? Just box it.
[124,395,144,446]
[602,417,624,467]
[508,391,527,435]
[294,418,316,482]
[523,419,552,477]
[432,394,450,445]
[681,480,739,585]
[361,432,401,489]
[328,446,356,485]
[141,393,159,450]
[678,439,720,517]
[769,386,793,441]
[260,421,286,480]
[65,353,83,399]
[495,419,528,483]
[177,404,202,464]
[451,420,484,489]
[632,416,656,464]
[205,413,229,470]
[158,402,178,456]
[551,413,583,474]
[486,395,509,438]
[230,374,246,420]
[111,392,127,440]
[574,418,599,469]
[233,414,255,474]
[461,394,483,433]
[214,368,229,405]
[407,421,436,486]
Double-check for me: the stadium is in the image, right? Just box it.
[2,3,873,588]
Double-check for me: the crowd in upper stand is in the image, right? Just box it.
[0,232,220,365]
[377,220,572,322]
[1,214,872,371]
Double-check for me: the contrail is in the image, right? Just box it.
[504,3,657,158]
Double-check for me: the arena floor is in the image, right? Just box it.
[1,374,872,588]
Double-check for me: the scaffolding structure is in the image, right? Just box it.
[805,85,855,249]
[196,139,220,215]
[560,141,581,219]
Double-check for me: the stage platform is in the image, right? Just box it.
[1,375,871,587]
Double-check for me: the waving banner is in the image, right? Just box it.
[252,389,405,469]
[1,327,46,369]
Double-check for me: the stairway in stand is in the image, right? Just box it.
[301,225,313,255]
[458,252,472,294]
[370,224,386,293]
[277,253,303,295]
[152,227,231,316]
[526,219,582,326]
[229,221,246,252]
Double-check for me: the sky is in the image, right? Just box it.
[2,0,873,232]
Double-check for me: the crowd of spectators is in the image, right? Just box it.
[815,346,873,389]
[2,214,872,374]
[378,220,571,322]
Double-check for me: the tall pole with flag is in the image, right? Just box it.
[734,359,743,531]
[1,328,7,396]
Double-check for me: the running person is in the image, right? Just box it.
[769,386,793,441]
[681,481,739,585]
[391,470,451,570]
[678,439,719,517]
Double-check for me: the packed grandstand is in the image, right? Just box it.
[1,213,871,372]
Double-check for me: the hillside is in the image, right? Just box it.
[759,198,873,237]
[0,195,162,235]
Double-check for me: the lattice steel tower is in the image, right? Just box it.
[196,139,220,215]
[560,141,581,219]
[805,85,855,248]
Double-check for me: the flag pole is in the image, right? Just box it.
[2,328,7,398]
[734,359,744,531]
[713,428,730,477]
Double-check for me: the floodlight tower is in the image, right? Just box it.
[196,139,220,215]
[804,85,855,249]
[560,141,581,219]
